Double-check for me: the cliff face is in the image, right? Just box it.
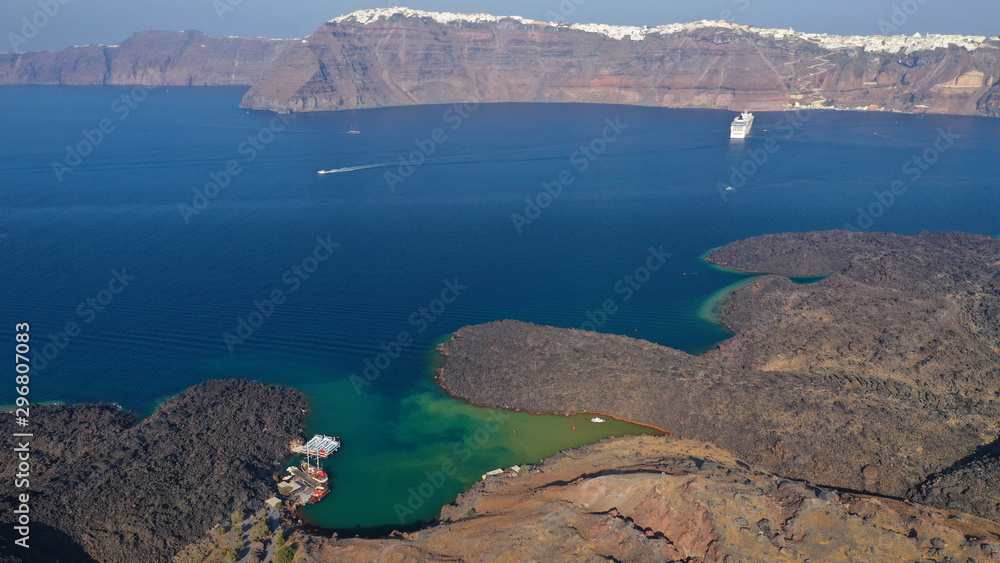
[0,380,307,563]
[241,9,1000,117]
[2,10,998,117]
[0,30,296,86]
[436,231,1000,517]
[293,436,1000,562]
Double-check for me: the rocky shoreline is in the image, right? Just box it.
[290,435,1000,561]
[436,230,1000,523]
[0,379,307,563]
[5,230,1000,560]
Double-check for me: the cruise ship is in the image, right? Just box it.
[730,112,754,139]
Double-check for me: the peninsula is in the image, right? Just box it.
[437,231,1000,521]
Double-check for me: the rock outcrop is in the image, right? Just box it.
[436,231,1000,517]
[910,443,1000,526]
[0,379,307,563]
[295,436,1000,562]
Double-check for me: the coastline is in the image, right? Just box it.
[433,371,672,436]
[695,276,759,325]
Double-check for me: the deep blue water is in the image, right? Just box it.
[2,86,998,528]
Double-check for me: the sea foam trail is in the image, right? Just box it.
[318,163,395,174]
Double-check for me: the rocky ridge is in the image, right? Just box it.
[0,379,307,563]
[0,30,295,86]
[436,231,1000,520]
[241,8,1000,116]
[1,9,999,117]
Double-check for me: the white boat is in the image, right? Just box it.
[301,435,341,457]
[730,112,754,139]
[590,417,606,423]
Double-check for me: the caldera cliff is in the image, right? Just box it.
[241,8,1000,118]
[3,8,1000,118]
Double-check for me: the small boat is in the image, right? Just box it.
[725,186,735,191]
[590,417,606,423]
[310,485,329,503]
[347,123,361,134]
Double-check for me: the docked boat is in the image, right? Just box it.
[310,485,329,503]
[730,112,754,139]
[301,461,329,484]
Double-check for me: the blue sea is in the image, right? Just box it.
[2,86,998,530]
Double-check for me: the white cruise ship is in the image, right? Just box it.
[730,112,754,139]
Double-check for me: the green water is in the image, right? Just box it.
[297,376,662,531]
[697,276,759,323]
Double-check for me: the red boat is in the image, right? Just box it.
[301,461,329,484]
[310,485,329,503]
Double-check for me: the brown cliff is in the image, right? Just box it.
[0,30,295,86]
[436,231,1000,518]
[2,10,1000,118]
[241,9,1000,117]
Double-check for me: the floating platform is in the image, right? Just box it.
[291,435,341,458]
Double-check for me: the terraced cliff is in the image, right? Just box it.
[2,9,1000,118]
[240,8,1000,117]
[0,30,295,86]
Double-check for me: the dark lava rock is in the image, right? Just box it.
[908,441,1000,524]
[0,379,306,562]
[437,230,1000,519]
